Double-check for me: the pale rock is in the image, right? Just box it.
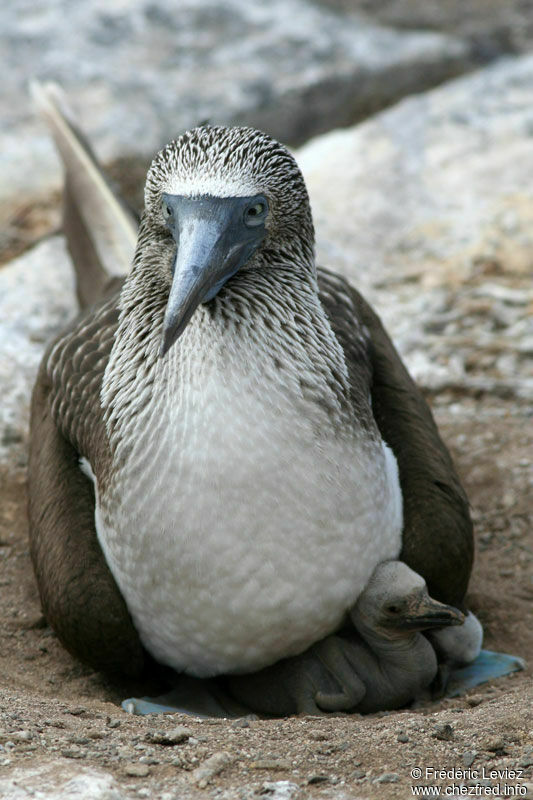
[1,0,473,209]
[0,236,76,473]
[260,782,300,800]
[0,762,127,799]
[297,54,533,396]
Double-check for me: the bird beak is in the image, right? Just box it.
[160,194,266,356]
[392,596,465,632]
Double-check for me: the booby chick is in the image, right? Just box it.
[225,561,464,715]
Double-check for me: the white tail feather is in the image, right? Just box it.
[30,80,137,278]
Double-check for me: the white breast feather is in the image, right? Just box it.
[95,304,403,676]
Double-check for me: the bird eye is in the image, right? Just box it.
[386,605,400,614]
[162,201,173,220]
[244,198,268,227]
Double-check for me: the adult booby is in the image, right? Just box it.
[28,84,478,711]
[225,561,465,715]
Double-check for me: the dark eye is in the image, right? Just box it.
[162,201,173,220]
[386,605,401,614]
[244,198,268,227]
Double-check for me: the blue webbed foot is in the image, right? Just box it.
[122,675,247,717]
[445,649,526,697]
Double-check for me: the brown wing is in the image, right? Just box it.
[27,288,145,675]
[317,267,473,609]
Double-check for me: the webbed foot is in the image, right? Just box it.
[122,675,249,718]
[428,612,525,696]
[444,649,526,697]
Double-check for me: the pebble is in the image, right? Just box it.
[87,730,106,740]
[125,763,150,777]
[432,723,454,741]
[231,718,251,729]
[397,733,409,743]
[12,730,32,742]
[69,736,90,745]
[463,751,477,767]
[61,747,87,759]
[260,782,299,799]
[483,737,507,753]
[372,772,400,784]
[146,726,192,745]
[466,695,484,707]
[519,748,533,768]
[307,774,329,784]
[107,719,121,729]
[190,751,232,787]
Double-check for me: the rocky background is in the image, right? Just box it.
[0,1,532,799]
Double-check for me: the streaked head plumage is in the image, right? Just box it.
[144,125,314,260]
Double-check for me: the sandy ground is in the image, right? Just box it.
[1,391,531,799]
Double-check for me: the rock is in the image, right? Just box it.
[12,731,32,742]
[316,0,532,57]
[372,772,400,783]
[190,751,232,786]
[307,774,329,784]
[260,782,300,799]
[482,737,507,753]
[397,732,409,743]
[519,747,533,768]
[146,726,192,745]
[0,763,125,799]
[463,751,477,767]
[297,54,533,397]
[466,695,484,707]
[124,763,149,777]
[0,236,75,475]
[61,747,87,759]
[0,0,474,211]
[432,723,454,742]
[231,718,250,729]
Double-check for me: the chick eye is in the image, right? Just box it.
[386,605,401,614]
[245,198,268,227]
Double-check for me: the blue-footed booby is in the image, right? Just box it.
[225,561,465,715]
[30,82,516,714]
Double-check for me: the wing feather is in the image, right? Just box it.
[318,267,473,608]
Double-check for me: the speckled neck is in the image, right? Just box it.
[101,243,358,457]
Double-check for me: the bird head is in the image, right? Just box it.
[141,125,315,355]
[351,561,465,641]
